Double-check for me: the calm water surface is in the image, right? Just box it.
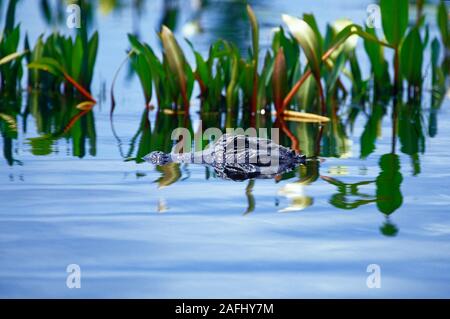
[1,0,450,297]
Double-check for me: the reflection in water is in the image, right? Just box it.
[0,85,438,233]
[159,0,180,32]
[25,91,97,158]
[321,114,351,158]
[157,198,168,213]
[122,110,191,163]
[359,103,386,159]
[155,162,181,188]
[317,94,413,236]
[376,153,403,236]
[244,179,255,215]
[200,0,252,55]
[277,183,313,213]
[320,93,406,236]
[0,91,96,166]
[115,110,189,188]
[277,160,318,212]
[0,95,21,165]
[398,100,425,175]
[321,176,376,210]
[322,152,404,236]
[105,91,433,229]
[289,121,319,157]
[376,154,403,216]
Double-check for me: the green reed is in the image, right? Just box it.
[0,0,25,96]
[119,1,448,122]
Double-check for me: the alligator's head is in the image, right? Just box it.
[143,151,171,165]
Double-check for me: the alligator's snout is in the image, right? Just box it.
[143,151,170,165]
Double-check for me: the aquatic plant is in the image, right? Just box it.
[2,0,449,169]
[0,0,25,96]
[2,0,447,123]
[128,31,194,112]
[27,30,98,102]
[118,1,449,125]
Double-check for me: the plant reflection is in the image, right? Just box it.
[321,152,403,236]
[398,100,425,175]
[320,176,376,210]
[1,91,96,166]
[25,91,96,158]
[0,94,21,165]
[321,92,407,236]
[277,160,318,212]
[376,153,403,236]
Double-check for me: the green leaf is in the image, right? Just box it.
[283,14,321,78]
[400,27,423,86]
[28,57,64,78]
[258,51,274,109]
[271,26,300,76]
[325,52,346,93]
[348,52,363,90]
[303,13,323,57]
[71,35,83,82]
[131,53,152,105]
[332,19,358,55]
[273,47,287,112]
[87,31,99,85]
[297,73,317,112]
[160,26,189,109]
[246,5,259,63]
[380,0,408,47]
[186,39,210,86]
[363,26,391,86]
[128,34,145,54]
[238,62,254,103]
[437,0,449,48]
[226,54,239,112]
[4,0,18,34]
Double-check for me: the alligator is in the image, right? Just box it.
[143,134,306,181]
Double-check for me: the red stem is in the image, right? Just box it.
[64,72,96,103]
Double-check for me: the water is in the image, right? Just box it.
[1,0,450,298]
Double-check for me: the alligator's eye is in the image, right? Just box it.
[150,152,160,164]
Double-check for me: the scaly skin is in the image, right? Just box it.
[143,134,306,181]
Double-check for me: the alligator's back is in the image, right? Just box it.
[144,134,305,181]
[211,134,305,180]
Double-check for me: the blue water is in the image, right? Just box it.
[1,0,450,298]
